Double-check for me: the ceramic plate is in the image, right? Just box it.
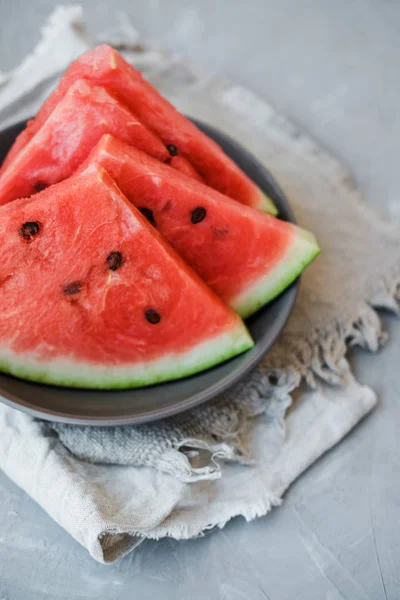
[0,119,298,425]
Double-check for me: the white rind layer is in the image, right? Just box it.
[232,227,320,318]
[0,322,254,389]
[257,190,278,215]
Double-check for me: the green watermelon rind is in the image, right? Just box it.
[0,323,254,390]
[231,227,320,319]
[258,190,279,216]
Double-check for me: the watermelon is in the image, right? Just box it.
[2,45,277,214]
[81,135,320,318]
[0,165,253,389]
[0,79,174,205]
[169,155,203,182]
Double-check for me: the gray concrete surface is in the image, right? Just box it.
[0,1,399,598]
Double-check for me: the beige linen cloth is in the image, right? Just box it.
[0,6,396,563]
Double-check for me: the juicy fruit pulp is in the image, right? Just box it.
[2,44,277,214]
[82,135,320,318]
[0,166,253,389]
[0,79,170,205]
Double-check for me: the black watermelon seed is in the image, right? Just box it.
[139,207,156,226]
[33,181,48,193]
[191,207,207,224]
[166,144,178,156]
[145,308,161,324]
[63,282,82,295]
[19,221,40,241]
[106,251,123,271]
[164,157,172,165]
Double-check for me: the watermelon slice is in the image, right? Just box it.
[0,165,253,389]
[169,155,203,182]
[0,79,174,205]
[2,45,277,214]
[81,135,320,318]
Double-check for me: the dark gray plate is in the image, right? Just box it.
[0,119,298,425]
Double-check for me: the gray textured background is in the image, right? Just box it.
[0,1,399,598]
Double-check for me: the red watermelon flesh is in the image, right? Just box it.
[81,135,320,318]
[169,155,203,182]
[2,45,276,214]
[0,165,253,389]
[0,79,173,205]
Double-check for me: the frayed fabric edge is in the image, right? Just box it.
[153,441,251,483]
[147,284,396,482]
[96,493,283,563]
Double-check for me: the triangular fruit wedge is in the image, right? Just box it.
[2,45,277,215]
[0,79,172,206]
[81,135,320,318]
[0,165,253,389]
